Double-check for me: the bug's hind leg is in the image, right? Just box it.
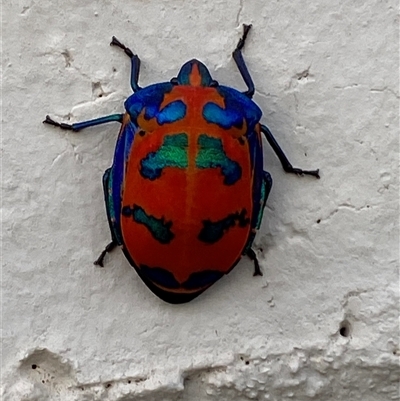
[232,24,255,98]
[94,241,118,267]
[110,36,141,92]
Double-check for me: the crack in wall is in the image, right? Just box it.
[255,89,278,99]
[318,203,372,223]
[333,84,400,99]
[370,87,400,99]
[236,0,244,26]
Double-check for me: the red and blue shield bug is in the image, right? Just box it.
[44,25,320,304]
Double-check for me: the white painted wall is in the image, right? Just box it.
[2,1,399,400]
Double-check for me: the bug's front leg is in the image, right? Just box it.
[110,36,141,93]
[232,24,255,98]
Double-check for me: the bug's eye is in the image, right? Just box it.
[170,77,179,85]
[210,80,219,87]
[137,130,146,137]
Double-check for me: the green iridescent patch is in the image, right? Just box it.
[122,204,174,244]
[196,134,241,185]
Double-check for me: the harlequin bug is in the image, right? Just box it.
[44,25,319,303]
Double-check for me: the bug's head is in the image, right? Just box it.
[172,59,218,87]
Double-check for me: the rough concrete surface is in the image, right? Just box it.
[2,0,399,400]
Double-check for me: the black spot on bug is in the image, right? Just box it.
[31,364,37,369]
[183,270,224,289]
[245,361,250,365]
[339,320,351,337]
[317,219,321,223]
[198,209,250,243]
[105,383,112,388]
[140,264,180,288]
[127,380,131,384]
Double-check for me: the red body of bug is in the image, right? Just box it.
[43,25,319,304]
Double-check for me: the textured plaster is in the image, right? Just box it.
[2,0,399,400]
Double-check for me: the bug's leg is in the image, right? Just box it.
[247,248,262,276]
[110,36,141,93]
[43,114,124,132]
[94,241,118,267]
[232,24,255,98]
[261,124,320,178]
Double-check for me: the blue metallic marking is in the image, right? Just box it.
[125,82,173,120]
[125,84,186,126]
[257,171,272,228]
[140,133,188,180]
[196,134,241,185]
[203,86,262,132]
[104,118,137,245]
[203,102,244,129]
[157,100,187,124]
[122,204,174,244]
[198,209,250,244]
[243,170,272,254]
